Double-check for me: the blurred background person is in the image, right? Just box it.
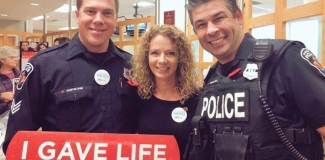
[53,38,60,46]
[132,25,201,159]
[0,46,20,110]
[31,42,39,52]
[36,43,48,51]
[52,37,70,46]
[20,41,33,52]
[58,37,70,44]
[0,46,20,160]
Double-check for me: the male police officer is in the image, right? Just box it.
[3,0,138,154]
[186,0,325,159]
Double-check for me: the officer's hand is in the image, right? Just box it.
[1,92,14,102]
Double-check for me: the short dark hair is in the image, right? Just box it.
[21,41,29,45]
[76,0,119,14]
[54,38,60,43]
[36,43,48,51]
[58,37,70,44]
[186,0,239,25]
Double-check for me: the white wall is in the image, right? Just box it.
[157,0,186,32]
[252,25,275,39]
[286,17,321,58]
[251,17,321,59]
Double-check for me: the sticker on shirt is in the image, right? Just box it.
[11,99,22,115]
[243,63,258,80]
[171,107,187,123]
[17,63,34,90]
[301,48,325,76]
[94,69,110,85]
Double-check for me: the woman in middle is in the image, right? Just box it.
[132,25,201,159]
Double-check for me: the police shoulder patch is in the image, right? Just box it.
[300,48,325,76]
[17,63,34,90]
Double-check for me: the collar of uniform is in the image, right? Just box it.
[219,33,257,76]
[66,33,87,60]
[66,33,119,60]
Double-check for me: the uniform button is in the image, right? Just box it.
[74,94,77,99]
[101,86,106,90]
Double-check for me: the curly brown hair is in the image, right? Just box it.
[132,25,200,102]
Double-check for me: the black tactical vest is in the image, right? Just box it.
[193,40,323,160]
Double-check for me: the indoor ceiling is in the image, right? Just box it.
[0,0,308,32]
[1,0,156,32]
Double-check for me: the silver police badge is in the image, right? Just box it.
[243,63,258,80]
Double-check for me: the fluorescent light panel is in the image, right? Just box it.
[55,4,77,13]
[0,14,8,17]
[30,3,39,6]
[32,15,49,20]
[134,1,154,7]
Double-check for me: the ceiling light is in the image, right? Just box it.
[0,14,8,17]
[58,27,78,30]
[30,3,39,6]
[32,15,49,21]
[55,4,77,13]
[133,1,154,7]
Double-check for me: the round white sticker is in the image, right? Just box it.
[94,69,110,85]
[171,107,187,123]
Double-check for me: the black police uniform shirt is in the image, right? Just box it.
[3,33,139,154]
[197,33,325,159]
[137,95,198,159]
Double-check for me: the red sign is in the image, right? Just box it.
[164,10,175,25]
[21,51,37,59]
[6,131,180,160]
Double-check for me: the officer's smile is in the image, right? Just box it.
[209,37,225,45]
[89,28,107,33]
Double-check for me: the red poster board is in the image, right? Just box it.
[6,131,180,160]
[164,10,175,25]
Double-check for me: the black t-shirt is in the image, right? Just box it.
[137,95,199,159]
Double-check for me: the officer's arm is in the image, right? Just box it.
[3,62,42,154]
[281,46,325,139]
[316,126,325,138]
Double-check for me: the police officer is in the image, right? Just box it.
[3,0,138,154]
[186,0,325,159]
